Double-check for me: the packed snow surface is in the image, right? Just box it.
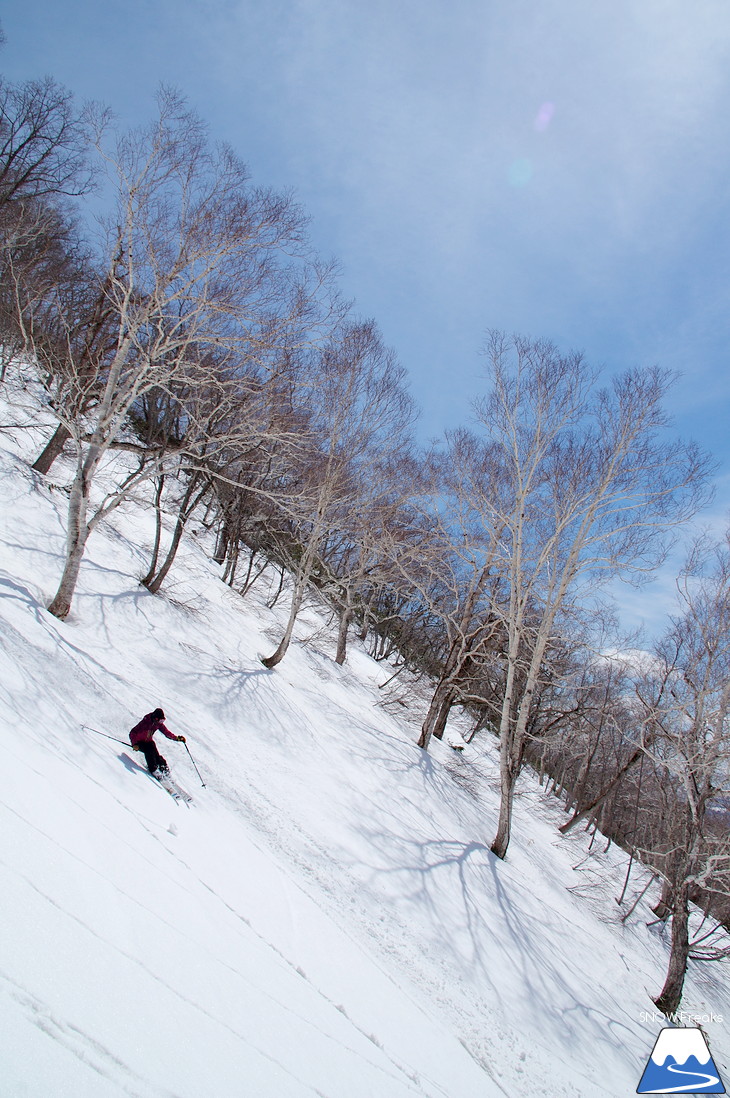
[1,398,729,1097]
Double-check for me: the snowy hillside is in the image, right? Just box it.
[1,401,729,1098]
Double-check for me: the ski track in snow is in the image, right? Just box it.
[0,800,431,1098]
[0,598,464,1098]
[0,967,183,1098]
[0,765,441,1098]
[1,402,730,1097]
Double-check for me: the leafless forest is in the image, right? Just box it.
[2,70,729,1015]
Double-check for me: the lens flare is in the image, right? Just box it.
[534,102,555,132]
[508,158,533,187]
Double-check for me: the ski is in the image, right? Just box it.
[154,772,193,805]
[120,753,193,805]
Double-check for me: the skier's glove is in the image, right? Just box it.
[132,744,141,751]
[177,735,186,743]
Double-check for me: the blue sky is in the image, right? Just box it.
[3,0,729,634]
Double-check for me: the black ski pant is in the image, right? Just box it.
[134,739,169,775]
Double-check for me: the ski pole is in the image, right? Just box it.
[82,724,130,747]
[183,740,206,787]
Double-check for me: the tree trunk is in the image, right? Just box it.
[222,538,240,586]
[431,694,454,741]
[417,571,495,751]
[47,470,90,619]
[653,880,690,1015]
[559,748,642,834]
[566,738,599,815]
[263,514,325,669]
[47,533,88,619]
[143,474,207,594]
[418,683,456,748]
[266,564,287,609]
[143,509,186,594]
[418,641,466,750]
[32,422,72,475]
[261,578,306,668]
[491,756,518,860]
[489,636,523,859]
[140,475,165,587]
[213,519,229,565]
[335,602,354,666]
[238,548,268,597]
[652,878,674,921]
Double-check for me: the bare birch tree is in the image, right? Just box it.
[634,531,730,1014]
[320,451,420,666]
[398,431,508,748]
[31,90,311,619]
[469,332,710,860]
[261,320,415,668]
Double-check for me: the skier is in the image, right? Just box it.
[130,708,185,778]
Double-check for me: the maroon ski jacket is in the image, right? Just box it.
[130,712,177,746]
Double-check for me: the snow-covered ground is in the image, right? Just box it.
[1,391,729,1097]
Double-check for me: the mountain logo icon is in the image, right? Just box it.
[637,1027,725,1093]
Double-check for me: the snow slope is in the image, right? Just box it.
[1,401,729,1097]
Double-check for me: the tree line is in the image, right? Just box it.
[1,60,728,1015]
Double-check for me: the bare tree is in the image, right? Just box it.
[397,431,508,748]
[322,452,419,666]
[261,320,415,668]
[0,74,95,209]
[0,196,92,388]
[0,70,99,443]
[634,532,730,1014]
[466,333,710,860]
[556,653,646,834]
[30,90,311,619]
[136,344,307,594]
